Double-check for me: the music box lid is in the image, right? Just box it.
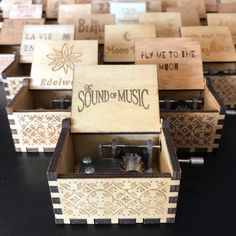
[30,40,98,90]
[135,37,205,90]
[71,64,161,133]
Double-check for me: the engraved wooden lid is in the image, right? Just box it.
[30,40,98,90]
[71,65,161,133]
[181,26,236,62]
[135,37,205,90]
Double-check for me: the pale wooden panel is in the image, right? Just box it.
[204,0,217,12]
[135,38,204,90]
[177,0,206,18]
[147,0,162,12]
[181,26,236,62]
[161,0,177,11]
[58,4,91,24]
[207,13,236,44]
[13,112,70,150]
[46,0,75,19]
[9,4,43,19]
[57,177,174,221]
[104,24,156,62]
[30,40,98,90]
[20,25,75,63]
[0,19,45,45]
[166,8,200,26]
[220,0,236,3]
[1,0,32,18]
[139,12,182,37]
[63,14,116,44]
[71,65,161,133]
[110,2,146,24]
[218,3,236,13]
[91,0,110,14]
[159,123,172,174]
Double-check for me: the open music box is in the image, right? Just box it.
[6,79,71,152]
[47,65,182,224]
[135,38,225,152]
[5,40,98,152]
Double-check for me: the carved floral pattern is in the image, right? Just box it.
[14,112,69,148]
[47,43,83,74]
[5,77,24,100]
[161,112,219,149]
[209,76,236,108]
[58,178,171,219]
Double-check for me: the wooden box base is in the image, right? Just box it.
[47,119,181,224]
[160,83,225,152]
[6,79,71,152]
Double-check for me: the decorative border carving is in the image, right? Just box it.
[161,112,224,152]
[47,178,180,224]
[208,76,236,109]
[8,112,70,152]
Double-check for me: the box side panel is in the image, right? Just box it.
[55,177,180,224]
[12,112,70,152]
[161,112,224,152]
[208,76,236,109]
[3,77,24,102]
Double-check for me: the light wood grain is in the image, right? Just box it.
[0,19,45,45]
[207,13,236,44]
[166,8,200,26]
[104,24,156,62]
[58,4,91,24]
[204,0,217,12]
[71,65,161,133]
[30,40,98,90]
[181,26,236,62]
[20,25,75,63]
[177,0,206,18]
[135,38,204,90]
[63,14,116,44]
[218,3,236,13]
[139,12,182,37]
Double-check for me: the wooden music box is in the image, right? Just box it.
[135,38,225,152]
[47,65,181,224]
[6,40,98,152]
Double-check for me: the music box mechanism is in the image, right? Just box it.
[159,97,204,111]
[76,139,203,175]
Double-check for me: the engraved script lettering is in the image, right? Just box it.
[140,50,196,71]
[202,39,232,56]
[77,84,150,112]
[78,18,104,35]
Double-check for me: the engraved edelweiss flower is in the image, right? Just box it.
[47,43,83,74]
